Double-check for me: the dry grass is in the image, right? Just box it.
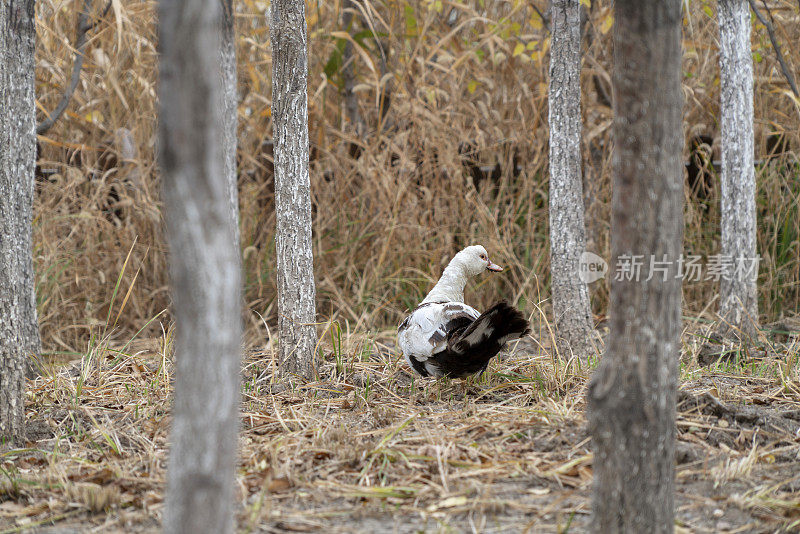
[2,320,800,532]
[32,0,800,355]
[17,2,800,530]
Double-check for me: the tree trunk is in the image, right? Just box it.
[221,0,240,252]
[341,0,365,136]
[718,0,758,339]
[271,0,318,380]
[1,0,41,444]
[159,0,242,531]
[587,1,683,532]
[548,0,596,362]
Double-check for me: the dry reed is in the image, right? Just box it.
[31,0,800,355]
[12,2,800,531]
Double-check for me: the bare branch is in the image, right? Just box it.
[532,4,550,32]
[747,0,799,97]
[36,0,112,135]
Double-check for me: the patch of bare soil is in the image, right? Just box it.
[2,336,799,533]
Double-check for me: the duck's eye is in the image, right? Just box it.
[480,254,486,260]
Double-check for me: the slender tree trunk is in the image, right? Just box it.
[271,0,318,380]
[718,0,758,338]
[1,0,41,444]
[159,0,242,531]
[221,0,240,252]
[587,1,683,532]
[341,0,365,136]
[548,0,596,362]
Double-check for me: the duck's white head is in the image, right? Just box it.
[421,245,503,303]
[451,245,503,277]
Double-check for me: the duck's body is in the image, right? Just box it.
[398,246,530,378]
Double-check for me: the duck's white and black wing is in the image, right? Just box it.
[397,301,480,376]
[399,301,531,378]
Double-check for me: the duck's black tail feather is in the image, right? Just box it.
[432,301,530,378]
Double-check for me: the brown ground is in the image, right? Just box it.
[2,327,799,533]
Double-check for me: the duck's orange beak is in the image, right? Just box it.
[487,260,503,272]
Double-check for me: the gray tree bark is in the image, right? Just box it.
[159,0,242,531]
[587,1,683,532]
[548,0,596,363]
[221,0,240,252]
[341,0,365,136]
[718,0,759,339]
[1,0,41,444]
[271,0,318,380]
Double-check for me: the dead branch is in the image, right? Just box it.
[37,0,113,135]
[747,0,799,97]
[532,4,550,32]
